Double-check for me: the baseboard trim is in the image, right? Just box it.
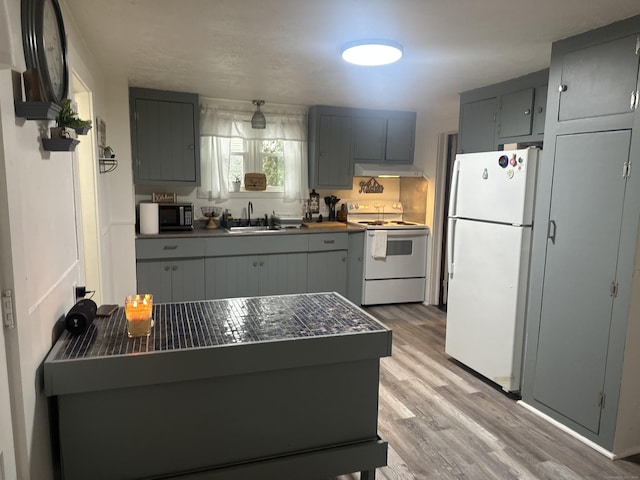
[517,400,615,460]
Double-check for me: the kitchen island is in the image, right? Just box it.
[44,293,391,480]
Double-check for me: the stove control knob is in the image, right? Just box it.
[509,155,517,167]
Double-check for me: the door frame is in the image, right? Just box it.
[430,131,457,309]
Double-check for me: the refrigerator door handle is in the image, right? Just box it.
[447,217,456,278]
[548,219,556,244]
[448,159,461,217]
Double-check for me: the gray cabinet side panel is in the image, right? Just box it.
[532,130,630,434]
[347,232,364,305]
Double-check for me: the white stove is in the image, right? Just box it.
[345,200,428,230]
[346,200,429,306]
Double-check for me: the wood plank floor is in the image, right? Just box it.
[335,303,640,480]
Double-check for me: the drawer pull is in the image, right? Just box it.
[323,239,335,244]
[163,245,178,250]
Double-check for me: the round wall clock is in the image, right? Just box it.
[21,0,69,104]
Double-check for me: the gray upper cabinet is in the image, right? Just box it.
[309,106,417,189]
[532,84,548,135]
[352,111,416,164]
[352,116,385,162]
[385,116,416,163]
[458,69,549,153]
[498,88,534,138]
[130,87,201,186]
[557,34,640,122]
[308,106,353,189]
[458,97,497,153]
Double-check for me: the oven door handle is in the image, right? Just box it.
[366,230,428,238]
[447,217,456,278]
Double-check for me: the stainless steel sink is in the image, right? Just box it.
[224,226,279,234]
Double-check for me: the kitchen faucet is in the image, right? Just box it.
[247,201,253,226]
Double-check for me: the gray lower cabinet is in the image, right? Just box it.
[137,231,356,303]
[135,238,205,303]
[307,233,348,296]
[206,253,308,299]
[522,16,640,457]
[136,259,204,303]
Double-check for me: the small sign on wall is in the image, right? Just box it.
[359,177,385,194]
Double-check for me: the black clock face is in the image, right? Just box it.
[22,0,68,104]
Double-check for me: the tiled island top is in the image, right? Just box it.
[45,292,392,396]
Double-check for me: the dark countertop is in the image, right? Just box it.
[44,293,392,396]
[136,222,365,239]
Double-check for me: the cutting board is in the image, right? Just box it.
[302,221,347,229]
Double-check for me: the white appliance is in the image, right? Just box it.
[346,200,429,305]
[445,148,539,392]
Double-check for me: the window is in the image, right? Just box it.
[228,138,285,191]
[198,100,308,201]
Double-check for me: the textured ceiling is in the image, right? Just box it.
[64,0,640,117]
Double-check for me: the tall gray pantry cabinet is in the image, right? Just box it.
[522,15,640,458]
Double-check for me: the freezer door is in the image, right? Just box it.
[445,219,532,392]
[450,148,538,225]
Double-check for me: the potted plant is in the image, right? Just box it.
[101,145,115,158]
[232,175,241,192]
[51,98,92,138]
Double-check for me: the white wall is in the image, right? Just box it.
[413,109,459,304]
[0,0,135,478]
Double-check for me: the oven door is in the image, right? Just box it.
[364,229,428,279]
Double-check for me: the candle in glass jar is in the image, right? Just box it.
[125,294,153,337]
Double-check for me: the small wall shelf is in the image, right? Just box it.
[14,101,61,120]
[99,157,118,174]
[42,137,79,151]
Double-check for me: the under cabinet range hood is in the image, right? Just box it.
[354,163,424,178]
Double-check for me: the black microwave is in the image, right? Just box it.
[158,203,194,231]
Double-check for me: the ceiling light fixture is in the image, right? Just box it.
[251,100,266,129]
[341,40,403,66]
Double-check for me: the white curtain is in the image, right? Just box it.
[198,100,308,201]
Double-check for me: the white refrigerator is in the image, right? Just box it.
[445,147,539,392]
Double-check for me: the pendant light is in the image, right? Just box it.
[341,40,403,66]
[251,100,266,129]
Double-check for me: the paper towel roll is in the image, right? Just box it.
[140,202,159,234]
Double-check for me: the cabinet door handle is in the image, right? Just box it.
[172,265,178,271]
[188,144,195,150]
[524,109,531,115]
[323,239,335,244]
[342,257,346,262]
[558,84,567,92]
[164,266,171,271]
[259,261,264,267]
[163,245,178,250]
[253,261,258,267]
[548,220,557,244]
